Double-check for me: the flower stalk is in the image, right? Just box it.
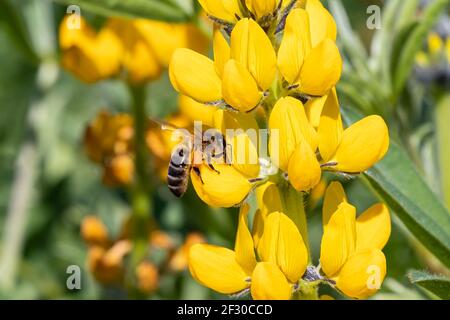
[128,84,154,290]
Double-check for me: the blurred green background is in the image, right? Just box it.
[0,0,448,299]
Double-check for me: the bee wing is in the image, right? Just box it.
[149,117,194,146]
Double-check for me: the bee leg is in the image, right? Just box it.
[192,167,204,184]
[208,163,220,174]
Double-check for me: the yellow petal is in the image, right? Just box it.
[288,139,321,192]
[299,39,342,96]
[229,129,261,179]
[322,181,347,227]
[428,32,443,56]
[328,115,389,173]
[252,209,264,248]
[255,182,283,216]
[269,97,318,171]
[189,244,250,294]
[178,95,216,128]
[133,20,208,67]
[199,0,242,22]
[59,15,95,49]
[251,262,292,300]
[235,204,257,275]
[356,204,391,251]
[320,202,356,277]
[336,248,387,299]
[277,9,312,84]
[222,59,262,112]
[258,212,308,283]
[305,0,337,47]
[213,109,259,134]
[305,95,327,129]
[190,164,253,208]
[246,0,279,20]
[231,18,277,90]
[169,48,222,103]
[318,88,343,162]
[61,23,123,83]
[213,29,230,77]
[446,38,450,63]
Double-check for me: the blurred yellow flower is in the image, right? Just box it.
[59,16,123,83]
[84,111,135,186]
[60,16,207,84]
[320,182,391,299]
[136,261,159,294]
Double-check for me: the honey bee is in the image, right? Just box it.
[153,119,229,198]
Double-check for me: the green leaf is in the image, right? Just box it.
[53,0,191,22]
[342,107,450,268]
[392,0,449,98]
[408,270,450,299]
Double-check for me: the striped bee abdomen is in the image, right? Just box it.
[167,145,191,198]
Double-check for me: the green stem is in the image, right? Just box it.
[128,84,153,292]
[295,280,319,300]
[435,94,450,210]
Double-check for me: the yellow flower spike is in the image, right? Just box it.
[198,0,242,23]
[229,129,261,179]
[277,9,312,84]
[322,181,347,227]
[318,88,344,162]
[251,262,292,300]
[178,95,216,128]
[190,164,254,208]
[269,97,318,171]
[188,244,250,294]
[213,29,230,77]
[235,204,257,275]
[299,39,342,96]
[169,48,222,103]
[304,0,337,47]
[288,138,322,192]
[320,202,356,277]
[305,94,327,129]
[428,32,443,56]
[222,59,262,112]
[336,248,387,299]
[328,115,389,173]
[258,212,308,283]
[245,0,279,20]
[356,203,391,251]
[231,18,277,90]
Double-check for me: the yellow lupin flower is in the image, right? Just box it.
[189,205,308,299]
[277,7,341,96]
[170,18,276,112]
[319,113,389,173]
[188,110,260,208]
[60,16,123,83]
[245,0,279,20]
[269,96,318,172]
[198,0,243,23]
[320,182,391,299]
